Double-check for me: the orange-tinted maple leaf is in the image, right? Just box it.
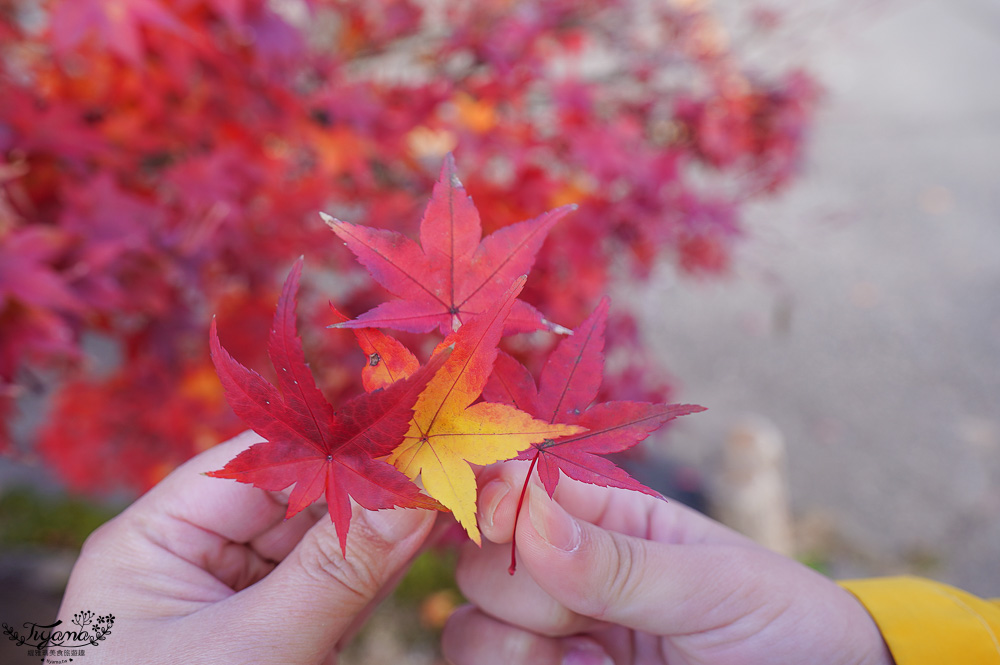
[330,303,420,392]
[207,258,444,554]
[387,276,585,544]
[322,154,574,336]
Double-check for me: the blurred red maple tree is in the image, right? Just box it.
[0,0,817,494]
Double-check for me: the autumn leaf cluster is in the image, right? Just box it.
[208,156,703,552]
[0,0,816,493]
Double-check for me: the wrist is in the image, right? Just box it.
[837,585,896,665]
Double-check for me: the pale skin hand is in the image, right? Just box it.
[443,462,896,665]
[52,431,437,665]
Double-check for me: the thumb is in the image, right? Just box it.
[515,485,763,636]
[211,504,435,663]
[514,486,893,665]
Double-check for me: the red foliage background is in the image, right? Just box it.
[0,0,817,495]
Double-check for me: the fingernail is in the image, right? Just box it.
[478,479,510,528]
[562,639,614,665]
[365,507,424,543]
[529,486,581,553]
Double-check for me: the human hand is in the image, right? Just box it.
[53,431,436,664]
[443,463,895,665]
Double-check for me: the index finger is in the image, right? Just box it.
[136,430,319,547]
[477,460,760,549]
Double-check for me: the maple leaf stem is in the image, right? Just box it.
[509,452,540,575]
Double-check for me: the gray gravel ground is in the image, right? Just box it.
[630,0,1000,596]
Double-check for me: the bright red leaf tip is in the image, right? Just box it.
[207,258,445,555]
[484,297,706,573]
[322,153,574,336]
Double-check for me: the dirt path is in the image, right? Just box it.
[630,0,1000,596]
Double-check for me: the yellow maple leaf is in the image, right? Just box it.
[388,277,585,543]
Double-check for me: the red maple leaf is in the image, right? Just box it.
[49,0,189,65]
[322,153,574,336]
[0,228,82,314]
[207,258,444,554]
[484,297,705,572]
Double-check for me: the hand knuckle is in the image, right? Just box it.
[301,534,380,602]
[592,535,646,621]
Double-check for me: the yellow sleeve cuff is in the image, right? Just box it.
[840,576,1000,665]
